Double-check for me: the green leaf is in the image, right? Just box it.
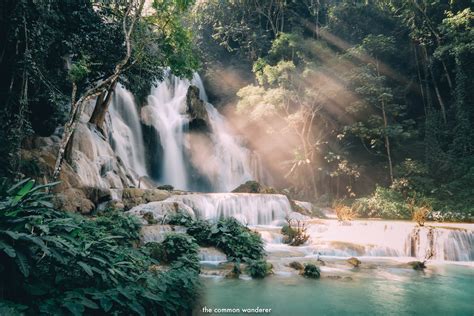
[78,261,93,276]
[13,180,35,203]
[100,298,113,312]
[15,251,29,277]
[0,241,16,257]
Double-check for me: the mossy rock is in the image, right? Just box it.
[408,261,426,270]
[347,257,361,268]
[289,261,304,270]
[302,264,321,279]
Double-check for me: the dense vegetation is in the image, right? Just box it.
[190,0,473,220]
[0,180,200,315]
[169,214,266,263]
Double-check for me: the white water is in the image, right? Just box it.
[258,220,474,262]
[109,85,147,177]
[168,193,292,225]
[142,73,257,191]
[146,76,190,189]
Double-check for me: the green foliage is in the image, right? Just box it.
[352,186,411,219]
[174,216,265,263]
[167,212,194,227]
[0,179,200,315]
[281,218,310,246]
[148,233,199,264]
[302,264,321,279]
[246,259,273,279]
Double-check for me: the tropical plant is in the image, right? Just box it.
[0,179,200,315]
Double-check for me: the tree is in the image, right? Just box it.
[343,35,415,184]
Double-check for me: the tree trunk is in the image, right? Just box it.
[376,59,394,184]
[89,79,118,132]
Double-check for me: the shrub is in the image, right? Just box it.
[302,264,320,279]
[281,218,309,246]
[186,219,214,245]
[246,259,273,279]
[351,186,411,219]
[333,201,356,221]
[167,212,194,226]
[177,217,265,263]
[95,210,142,245]
[0,179,200,315]
[148,233,199,264]
[211,218,265,262]
[412,206,431,226]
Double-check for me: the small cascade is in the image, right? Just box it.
[199,247,227,263]
[168,193,292,225]
[109,85,148,178]
[140,225,187,243]
[259,220,474,262]
[406,226,474,261]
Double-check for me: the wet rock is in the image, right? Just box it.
[157,184,174,191]
[347,257,361,268]
[122,188,171,210]
[82,186,112,205]
[186,85,210,132]
[232,180,277,194]
[288,261,304,271]
[103,200,125,211]
[127,201,195,224]
[408,261,426,270]
[53,188,95,214]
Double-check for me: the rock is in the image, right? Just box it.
[53,188,95,214]
[288,261,304,271]
[103,200,125,211]
[122,188,171,210]
[140,225,187,243]
[232,180,277,194]
[186,85,210,131]
[127,201,195,224]
[157,184,174,191]
[347,257,361,268]
[82,186,112,205]
[408,261,426,270]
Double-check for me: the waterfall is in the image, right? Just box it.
[142,73,259,191]
[257,220,474,262]
[407,226,474,261]
[109,85,147,178]
[168,193,292,225]
[146,76,190,189]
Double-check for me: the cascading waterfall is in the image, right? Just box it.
[168,193,292,225]
[144,73,257,191]
[146,76,190,189]
[109,85,147,177]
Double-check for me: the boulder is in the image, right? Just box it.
[122,188,171,210]
[347,257,361,268]
[82,186,112,205]
[127,201,195,224]
[407,261,426,270]
[186,85,210,132]
[53,188,95,214]
[288,261,304,271]
[232,180,277,194]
